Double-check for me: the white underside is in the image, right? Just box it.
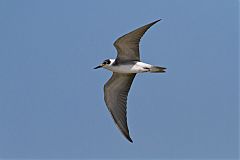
[104,62,153,73]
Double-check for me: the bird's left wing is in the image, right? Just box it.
[113,19,161,63]
[104,73,136,143]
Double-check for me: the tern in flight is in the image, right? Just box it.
[94,19,166,143]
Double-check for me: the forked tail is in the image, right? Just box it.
[149,66,166,73]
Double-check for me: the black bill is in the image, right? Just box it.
[94,65,102,69]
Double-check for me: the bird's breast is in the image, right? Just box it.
[106,62,150,73]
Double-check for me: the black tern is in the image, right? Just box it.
[94,19,166,143]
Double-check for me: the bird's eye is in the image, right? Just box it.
[103,62,106,65]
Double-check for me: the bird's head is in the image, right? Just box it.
[94,59,113,69]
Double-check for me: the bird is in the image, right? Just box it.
[94,19,166,143]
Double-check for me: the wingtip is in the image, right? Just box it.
[128,137,133,143]
[152,19,162,24]
[125,134,133,143]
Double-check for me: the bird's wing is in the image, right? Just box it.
[113,19,161,63]
[104,72,136,143]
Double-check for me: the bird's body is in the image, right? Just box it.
[94,19,166,143]
[103,59,161,73]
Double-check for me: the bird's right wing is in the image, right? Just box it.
[113,19,161,63]
[104,73,136,143]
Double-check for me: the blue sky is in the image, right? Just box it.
[0,0,238,159]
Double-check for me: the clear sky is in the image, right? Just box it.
[0,0,238,159]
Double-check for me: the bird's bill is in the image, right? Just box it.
[94,64,103,69]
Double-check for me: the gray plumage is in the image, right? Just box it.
[104,73,136,142]
[103,20,161,142]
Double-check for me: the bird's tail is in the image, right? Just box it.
[149,66,166,73]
